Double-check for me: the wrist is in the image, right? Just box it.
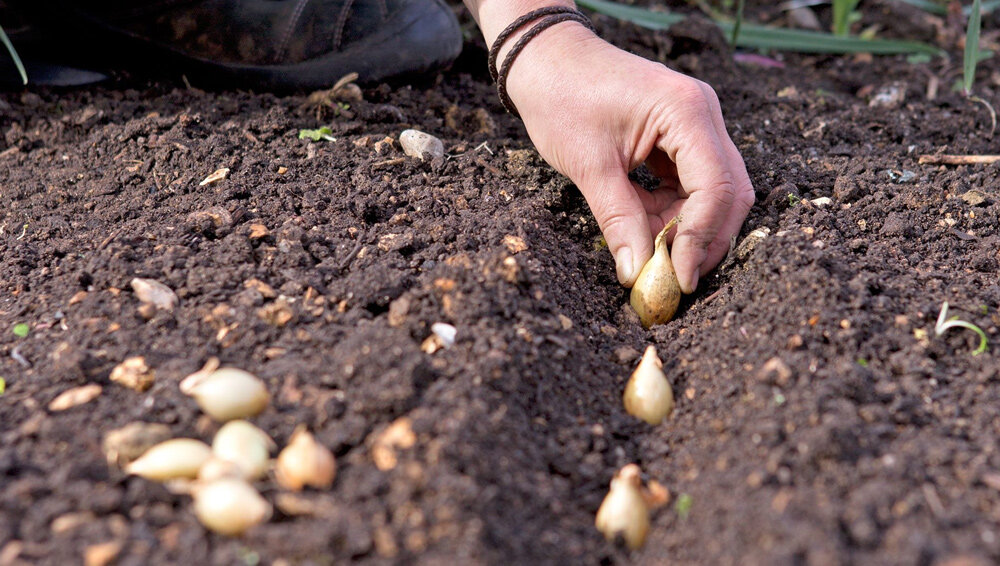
[502,22,602,116]
[474,1,578,45]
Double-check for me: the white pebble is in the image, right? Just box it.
[399,129,444,160]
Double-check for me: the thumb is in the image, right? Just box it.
[580,173,653,287]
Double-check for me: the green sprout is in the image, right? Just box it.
[787,193,801,207]
[298,127,335,141]
[0,25,27,86]
[12,323,29,338]
[0,378,5,395]
[935,302,988,355]
[675,493,693,520]
[963,0,997,131]
[856,358,869,367]
[731,0,745,44]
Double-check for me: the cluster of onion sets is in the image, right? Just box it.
[122,360,335,535]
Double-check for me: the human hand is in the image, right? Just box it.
[504,23,754,292]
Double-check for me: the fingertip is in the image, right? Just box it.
[679,266,699,294]
[615,246,635,287]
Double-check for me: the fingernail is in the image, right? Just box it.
[682,268,700,294]
[615,247,634,286]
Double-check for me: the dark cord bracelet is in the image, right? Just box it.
[488,7,596,117]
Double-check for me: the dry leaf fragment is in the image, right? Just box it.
[49,384,103,411]
[130,278,178,311]
[199,167,230,186]
[68,291,88,305]
[109,356,155,392]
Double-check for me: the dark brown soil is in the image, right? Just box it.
[2,2,1000,565]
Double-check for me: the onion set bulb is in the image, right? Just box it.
[211,420,275,481]
[192,478,272,536]
[623,345,675,425]
[595,464,650,550]
[630,216,682,328]
[125,438,212,481]
[275,426,336,491]
[180,366,269,422]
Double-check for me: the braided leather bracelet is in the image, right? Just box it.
[488,7,596,117]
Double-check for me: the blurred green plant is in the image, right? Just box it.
[0,24,27,85]
[833,0,862,36]
[298,127,335,141]
[12,323,29,338]
[731,0,745,44]
[577,0,942,55]
[899,0,1000,16]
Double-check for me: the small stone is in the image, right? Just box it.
[130,278,179,311]
[49,384,103,411]
[786,6,821,29]
[51,512,97,534]
[388,296,411,327]
[370,417,417,471]
[960,190,987,206]
[868,83,906,109]
[109,356,155,392]
[810,197,833,207]
[614,346,641,364]
[84,541,122,566]
[757,357,792,386]
[430,323,456,348]
[733,228,770,261]
[258,298,294,327]
[502,235,528,253]
[399,129,444,161]
[248,224,270,240]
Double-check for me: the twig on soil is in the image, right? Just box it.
[922,483,946,518]
[11,345,30,368]
[474,141,494,155]
[98,228,122,250]
[703,286,727,305]
[917,154,1000,165]
[337,235,367,272]
[371,157,406,170]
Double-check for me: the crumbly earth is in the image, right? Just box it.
[2,2,999,565]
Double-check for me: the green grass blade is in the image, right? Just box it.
[0,25,27,86]
[964,0,983,94]
[578,0,943,55]
[897,0,1000,16]
[732,0,746,44]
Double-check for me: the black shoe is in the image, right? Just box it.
[12,0,462,90]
